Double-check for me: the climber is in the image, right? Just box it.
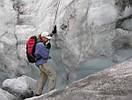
[34,26,57,96]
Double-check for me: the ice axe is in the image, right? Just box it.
[49,1,60,37]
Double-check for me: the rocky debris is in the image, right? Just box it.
[25,58,132,100]
[2,75,36,99]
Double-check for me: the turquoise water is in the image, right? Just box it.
[77,57,114,80]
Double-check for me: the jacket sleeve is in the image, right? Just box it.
[35,43,49,60]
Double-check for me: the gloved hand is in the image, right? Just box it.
[52,25,57,35]
[46,42,51,49]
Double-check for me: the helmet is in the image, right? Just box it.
[39,32,52,39]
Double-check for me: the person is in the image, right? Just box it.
[34,31,57,96]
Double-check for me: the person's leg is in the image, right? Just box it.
[40,64,57,92]
[35,65,47,95]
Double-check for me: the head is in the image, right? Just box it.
[39,32,52,43]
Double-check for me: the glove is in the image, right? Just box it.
[52,25,57,35]
[46,42,51,49]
